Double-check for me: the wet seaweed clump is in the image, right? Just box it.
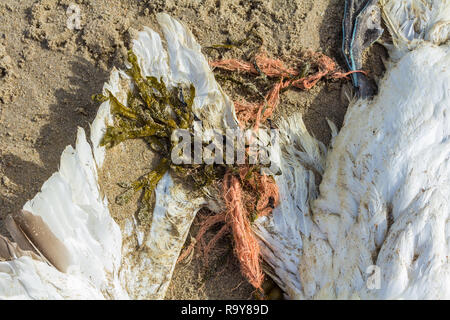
[94,50,231,224]
[95,49,279,291]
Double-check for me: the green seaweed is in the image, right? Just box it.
[96,49,275,224]
[92,93,109,103]
[96,50,227,222]
[214,73,265,100]
[204,27,264,52]
[107,90,139,120]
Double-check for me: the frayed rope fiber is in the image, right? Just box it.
[211,51,366,127]
[179,49,357,290]
[222,171,265,289]
[178,168,279,290]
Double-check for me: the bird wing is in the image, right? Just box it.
[254,0,450,299]
[0,128,124,299]
[0,13,238,299]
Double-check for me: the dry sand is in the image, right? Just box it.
[0,0,386,299]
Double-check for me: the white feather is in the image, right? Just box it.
[255,0,450,299]
[0,128,125,299]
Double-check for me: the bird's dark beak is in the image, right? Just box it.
[342,0,384,98]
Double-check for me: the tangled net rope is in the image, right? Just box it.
[179,50,362,291]
[212,51,366,127]
[178,166,279,290]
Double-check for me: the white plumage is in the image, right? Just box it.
[0,128,123,299]
[0,1,449,300]
[255,0,450,299]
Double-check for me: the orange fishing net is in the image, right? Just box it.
[222,171,264,289]
[179,49,360,291]
[177,213,230,270]
[211,51,366,127]
[178,168,279,290]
